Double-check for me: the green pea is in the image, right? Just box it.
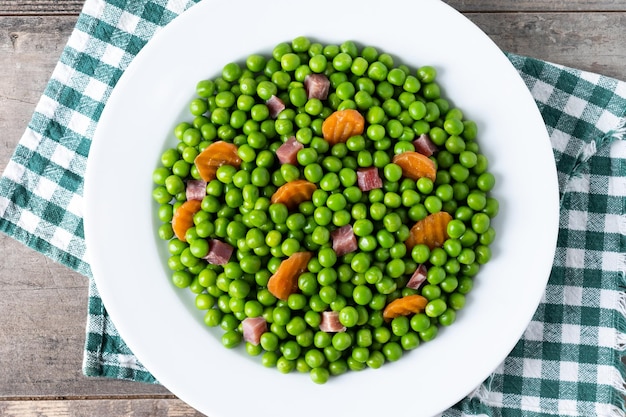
[448,292,466,310]
[416,177,434,194]
[389,242,407,260]
[322,155,343,172]
[289,36,310,53]
[436,309,455,326]
[311,226,330,245]
[326,193,347,212]
[425,298,447,317]
[317,267,337,286]
[424,195,443,213]
[421,283,441,300]
[401,332,420,350]
[463,120,478,140]
[383,212,403,232]
[318,247,338,268]
[309,367,330,384]
[313,206,333,226]
[337,306,358,328]
[303,163,324,183]
[467,191,487,211]
[296,148,317,166]
[335,81,355,100]
[351,253,371,274]
[195,80,215,98]
[308,54,327,73]
[477,172,496,192]
[479,227,497,246]
[244,54,264,72]
[367,124,386,141]
[382,342,403,362]
[386,258,405,278]
[440,276,459,293]
[445,135,466,154]
[475,245,492,264]
[416,65,436,83]
[332,332,353,351]
[483,197,500,218]
[471,212,491,234]
[353,219,374,236]
[352,285,373,306]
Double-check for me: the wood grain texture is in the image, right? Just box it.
[0,1,84,15]
[0,233,173,398]
[0,399,205,417]
[1,0,625,14]
[446,0,626,12]
[468,12,626,81]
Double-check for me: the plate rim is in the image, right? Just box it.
[84,0,559,416]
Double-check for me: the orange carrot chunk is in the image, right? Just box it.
[405,211,453,250]
[171,199,202,242]
[270,180,317,210]
[392,151,437,181]
[267,252,313,300]
[322,109,365,145]
[194,141,241,182]
[383,294,428,320]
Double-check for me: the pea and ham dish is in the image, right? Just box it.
[152,37,498,384]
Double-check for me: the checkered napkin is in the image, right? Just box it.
[0,0,624,415]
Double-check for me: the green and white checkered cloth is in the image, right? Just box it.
[0,0,624,415]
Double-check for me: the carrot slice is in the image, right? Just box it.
[172,199,202,242]
[392,151,437,181]
[383,294,428,320]
[270,180,317,210]
[322,109,365,145]
[405,211,453,250]
[267,252,313,300]
[194,141,242,182]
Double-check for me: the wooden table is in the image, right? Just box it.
[1,1,624,416]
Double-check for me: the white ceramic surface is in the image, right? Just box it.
[84,0,559,416]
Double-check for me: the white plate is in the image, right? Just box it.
[84,0,559,416]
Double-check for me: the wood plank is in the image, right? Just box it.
[0,1,84,15]
[1,1,626,15]
[446,0,626,12]
[0,399,205,417]
[0,234,173,397]
[467,12,626,81]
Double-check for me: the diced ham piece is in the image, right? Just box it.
[185,179,207,201]
[413,133,438,157]
[275,136,304,165]
[356,167,383,191]
[242,317,267,345]
[319,311,346,333]
[331,224,358,257]
[406,264,428,290]
[304,74,330,100]
[267,95,285,118]
[203,239,234,265]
